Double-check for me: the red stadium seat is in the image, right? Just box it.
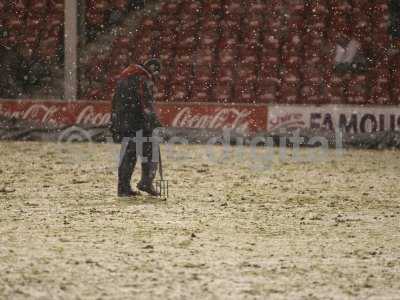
[213,63,235,103]
[282,33,303,69]
[331,0,352,14]
[279,69,301,104]
[351,4,372,45]
[300,66,323,103]
[159,27,177,47]
[201,16,220,33]
[347,74,368,104]
[234,80,257,103]
[175,53,192,66]
[159,2,180,15]
[177,35,197,52]
[113,0,128,11]
[369,64,391,104]
[303,48,325,66]
[48,0,64,15]
[181,0,201,15]
[248,0,266,16]
[222,1,242,22]
[37,36,59,61]
[194,49,216,68]
[218,48,238,66]
[259,55,279,80]
[86,0,109,27]
[285,0,306,33]
[154,72,169,102]
[220,18,241,33]
[237,45,258,65]
[203,1,223,16]
[264,17,282,34]
[30,0,48,15]
[10,0,27,16]
[215,65,235,83]
[191,78,213,102]
[164,18,180,31]
[139,16,157,32]
[328,0,352,43]
[308,0,329,20]
[6,16,24,32]
[213,81,233,103]
[218,32,239,50]
[242,14,264,35]
[325,73,346,104]
[159,48,174,66]
[86,86,107,101]
[262,33,280,51]
[391,78,400,104]
[170,81,191,102]
[257,77,279,103]
[86,56,109,84]
[390,55,400,104]
[198,30,219,49]
[26,14,45,32]
[170,59,193,101]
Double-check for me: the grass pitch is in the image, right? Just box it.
[0,141,400,299]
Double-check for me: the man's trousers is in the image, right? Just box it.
[118,136,158,192]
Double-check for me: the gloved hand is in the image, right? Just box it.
[146,111,162,130]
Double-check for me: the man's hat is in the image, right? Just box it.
[144,58,161,74]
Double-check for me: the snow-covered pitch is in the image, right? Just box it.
[1,141,399,299]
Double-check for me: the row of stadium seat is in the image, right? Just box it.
[83,0,399,104]
[86,0,144,37]
[0,0,140,62]
[0,0,146,99]
[86,55,400,104]
[0,0,64,61]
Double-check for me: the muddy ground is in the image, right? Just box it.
[0,141,399,299]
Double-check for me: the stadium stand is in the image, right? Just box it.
[0,0,64,65]
[81,0,398,105]
[0,0,397,104]
[0,0,142,98]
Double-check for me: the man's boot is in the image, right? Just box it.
[137,162,159,196]
[118,182,141,197]
[118,141,140,197]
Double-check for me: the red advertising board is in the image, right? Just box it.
[0,100,268,134]
[157,102,267,134]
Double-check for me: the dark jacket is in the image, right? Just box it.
[111,64,161,142]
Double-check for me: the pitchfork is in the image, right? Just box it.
[156,147,168,199]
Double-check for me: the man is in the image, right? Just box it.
[111,58,162,197]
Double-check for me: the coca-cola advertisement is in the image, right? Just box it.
[0,100,111,128]
[0,100,268,134]
[157,102,267,134]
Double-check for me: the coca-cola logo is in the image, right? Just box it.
[0,102,111,127]
[172,107,252,133]
[22,104,60,125]
[76,105,111,126]
[0,103,61,126]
